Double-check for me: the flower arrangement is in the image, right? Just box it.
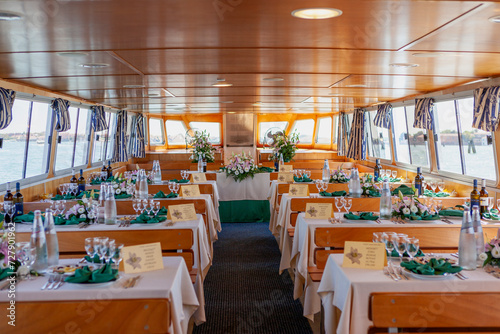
[330,166,350,183]
[190,130,216,163]
[360,173,380,197]
[224,152,259,182]
[65,196,97,223]
[268,131,299,163]
[479,238,500,267]
[392,191,431,219]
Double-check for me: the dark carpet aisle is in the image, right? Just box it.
[193,222,313,334]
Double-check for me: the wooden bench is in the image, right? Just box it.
[368,292,500,333]
[275,183,350,209]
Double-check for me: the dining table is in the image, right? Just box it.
[0,257,201,334]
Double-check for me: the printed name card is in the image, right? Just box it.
[279,165,293,172]
[122,242,164,274]
[288,184,309,197]
[180,184,201,198]
[167,203,198,222]
[190,173,207,183]
[304,203,333,219]
[342,241,387,270]
[277,172,294,183]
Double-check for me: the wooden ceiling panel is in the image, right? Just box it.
[11,75,143,92]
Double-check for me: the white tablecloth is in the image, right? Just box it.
[0,257,200,334]
[317,254,500,334]
[216,173,271,201]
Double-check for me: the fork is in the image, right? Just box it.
[47,275,61,290]
[54,276,65,289]
[41,274,55,290]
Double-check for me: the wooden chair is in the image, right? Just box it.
[275,183,350,209]
[368,292,500,333]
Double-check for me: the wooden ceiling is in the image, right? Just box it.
[1,0,500,114]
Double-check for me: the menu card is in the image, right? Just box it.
[180,184,201,198]
[288,184,309,197]
[342,241,387,270]
[280,165,293,172]
[304,203,332,219]
[277,172,294,183]
[167,203,198,222]
[191,173,207,183]
[122,242,164,274]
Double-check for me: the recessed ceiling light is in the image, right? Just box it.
[411,52,446,58]
[291,8,343,19]
[329,93,344,96]
[57,51,89,57]
[389,63,419,68]
[263,77,284,81]
[0,12,22,21]
[346,84,367,88]
[221,101,233,104]
[227,111,236,114]
[123,84,145,88]
[79,63,109,69]
[146,93,160,97]
[212,78,232,87]
[488,15,500,23]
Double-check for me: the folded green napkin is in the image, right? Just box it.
[408,211,440,221]
[65,264,118,283]
[54,216,86,225]
[344,212,379,220]
[293,176,313,183]
[130,213,167,224]
[153,191,178,198]
[388,249,425,258]
[169,179,189,183]
[114,193,132,199]
[84,254,102,264]
[424,190,450,197]
[158,206,168,215]
[439,208,464,217]
[391,185,415,196]
[482,212,500,220]
[389,178,402,183]
[401,258,462,275]
[13,212,35,223]
[51,194,76,201]
[367,190,381,197]
[320,190,347,197]
[0,267,14,281]
[258,166,274,173]
[76,191,100,200]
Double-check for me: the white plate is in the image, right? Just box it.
[403,269,457,280]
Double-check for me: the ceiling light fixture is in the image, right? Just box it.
[146,93,160,97]
[488,15,500,23]
[411,52,447,58]
[123,84,145,88]
[389,63,419,68]
[329,93,344,96]
[291,8,343,19]
[346,84,367,88]
[0,12,22,21]
[57,51,89,58]
[79,63,110,69]
[162,88,176,97]
[263,77,284,81]
[221,101,233,104]
[212,78,232,87]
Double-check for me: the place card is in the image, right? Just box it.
[342,241,387,270]
[288,184,309,197]
[191,173,207,183]
[122,242,164,274]
[167,203,198,222]
[277,172,294,183]
[304,203,333,219]
[279,165,293,172]
[180,184,201,198]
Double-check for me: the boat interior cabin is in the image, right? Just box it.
[1,0,500,333]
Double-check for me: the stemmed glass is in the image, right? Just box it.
[104,239,116,264]
[172,182,180,194]
[334,197,344,218]
[112,243,124,269]
[380,169,386,181]
[407,237,420,260]
[373,232,384,243]
[315,180,322,193]
[391,170,397,180]
[168,181,174,194]
[85,238,96,261]
[381,232,395,260]
[141,199,149,214]
[437,181,445,193]
[96,237,109,263]
[487,197,494,214]
[132,199,141,217]
[320,181,328,193]
[15,242,36,280]
[152,201,160,216]
[393,235,408,262]
[56,200,66,216]
[3,203,15,223]
[344,199,352,213]
[304,170,311,179]
[429,180,437,193]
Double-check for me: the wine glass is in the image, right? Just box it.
[391,170,397,179]
[334,197,344,218]
[112,243,124,269]
[437,181,445,193]
[3,203,15,222]
[393,235,408,262]
[315,180,322,192]
[381,232,395,260]
[304,170,311,179]
[152,201,160,216]
[429,179,437,193]
[85,238,96,261]
[380,169,385,180]
[435,200,443,214]
[373,232,384,243]
[132,199,141,217]
[96,237,109,262]
[56,200,66,216]
[168,181,174,194]
[15,242,36,280]
[407,237,420,260]
[105,239,116,264]
[173,183,180,194]
[487,197,494,214]
[344,199,352,213]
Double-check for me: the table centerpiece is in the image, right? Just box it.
[190,130,216,163]
[479,237,500,268]
[330,166,350,183]
[223,152,259,182]
[392,190,438,220]
[268,131,299,163]
[361,173,381,197]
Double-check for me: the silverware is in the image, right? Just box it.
[375,219,382,224]
[456,272,468,280]
[41,274,55,290]
[389,263,402,280]
[122,275,142,288]
[47,274,60,290]
[383,267,399,281]
[398,267,409,280]
[54,277,65,289]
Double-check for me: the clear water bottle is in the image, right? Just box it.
[137,169,149,200]
[459,208,477,270]
[153,160,162,184]
[322,159,330,182]
[350,169,362,198]
[31,210,48,272]
[44,208,59,266]
[379,181,392,219]
[104,184,117,225]
[197,154,203,172]
[279,154,284,168]
[471,205,485,267]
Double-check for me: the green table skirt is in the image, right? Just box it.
[219,200,271,223]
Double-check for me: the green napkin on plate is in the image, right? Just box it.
[154,191,178,198]
[130,213,167,224]
[0,213,4,223]
[320,190,347,197]
[439,208,464,217]
[391,185,415,196]
[294,176,313,183]
[0,267,15,281]
[483,210,500,220]
[344,212,379,220]
[389,178,402,182]
[169,179,189,184]
[258,166,274,173]
[84,254,102,264]
[401,258,462,275]
[65,264,118,283]
[157,206,168,215]
[51,194,76,201]
[424,190,450,197]
[13,212,35,223]
[409,211,440,221]
[114,193,132,199]
[388,249,425,258]
[367,190,381,197]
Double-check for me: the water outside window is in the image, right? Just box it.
[149,118,165,145]
[316,117,332,144]
[74,109,90,167]
[392,107,411,164]
[189,122,221,144]
[55,107,79,171]
[25,102,51,178]
[291,119,314,144]
[405,106,430,168]
[433,101,463,174]
[165,120,187,146]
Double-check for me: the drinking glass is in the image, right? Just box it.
[334,197,343,218]
[112,243,124,269]
[372,232,383,243]
[437,181,445,192]
[435,200,443,213]
[173,183,180,194]
[142,199,149,214]
[85,238,96,259]
[393,235,408,262]
[56,200,66,216]
[168,182,174,194]
[15,242,36,280]
[422,180,427,192]
[321,181,328,192]
[153,201,160,216]
[344,199,352,213]
[430,180,437,193]
[305,170,311,179]
[3,203,15,222]
[96,237,109,262]
[380,169,385,180]
[59,184,66,196]
[497,199,500,211]
[132,199,141,217]
[407,237,420,259]
[381,232,395,259]
[105,239,115,264]
[391,170,397,179]
[315,180,322,193]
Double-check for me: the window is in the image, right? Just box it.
[92,112,110,164]
[149,118,165,146]
[366,111,392,160]
[258,121,288,144]
[165,120,187,146]
[106,113,117,159]
[74,108,91,167]
[433,101,463,175]
[290,119,314,144]
[55,107,79,172]
[391,106,430,167]
[189,122,221,144]
[332,116,338,144]
[316,117,332,144]
[25,102,52,179]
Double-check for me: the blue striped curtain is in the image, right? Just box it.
[472,86,500,131]
[413,98,434,130]
[91,106,108,132]
[113,110,128,162]
[132,114,145,158]
[51,98,71,132]
[337,112,346,156]
[346,109,367,160]
[373,103,392,129]
[0,88,16,130]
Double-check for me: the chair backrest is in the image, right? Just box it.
[148,183,213,196]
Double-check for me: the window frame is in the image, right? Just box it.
[290,118,315,146]
[149,117,166,146]
[315,116,333,145]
